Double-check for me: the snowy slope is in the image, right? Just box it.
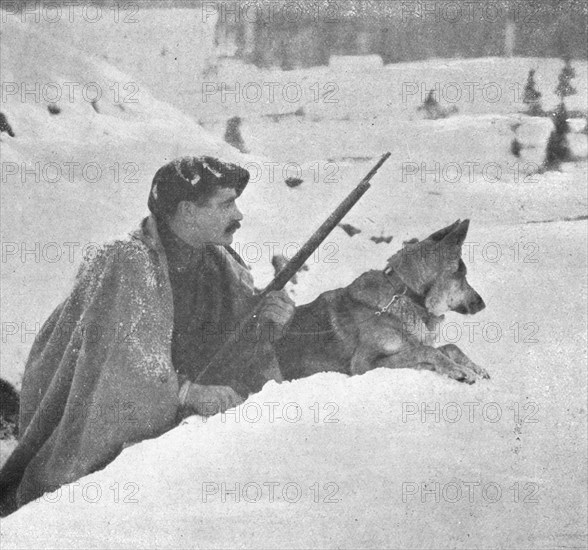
[5,4,219,112]
[1,11,587,550]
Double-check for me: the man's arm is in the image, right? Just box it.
[179,290,295,416]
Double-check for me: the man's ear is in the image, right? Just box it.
[176,200,199,220]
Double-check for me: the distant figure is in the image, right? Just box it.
[0,112,15,137]
[510,138,522,157]
[224,116,249,153]
[417,90,457,120]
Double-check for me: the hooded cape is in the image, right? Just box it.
[0,216,256,512]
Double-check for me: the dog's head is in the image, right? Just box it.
[386,219,485,317]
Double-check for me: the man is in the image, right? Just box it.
[0,156,294,514]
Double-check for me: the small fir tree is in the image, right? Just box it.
[523,69,543,116]
[544,102,572,169]
[555,58,577,99]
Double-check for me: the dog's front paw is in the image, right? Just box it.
[457,358,490,381]
[472,363,490,380]
[437,344,490,381]
[442,364,477,385]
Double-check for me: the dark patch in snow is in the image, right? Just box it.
[0,112,15,137]
[91,99,100,113]
[263,107,305,123]
[0,379,19,439]
[224,116,249,153]
[48,103,61,115]
[327,155,373,163]
[285,177,304,188]
[370,234,393,244]
[526,215,588,224]
[338,223,361,237]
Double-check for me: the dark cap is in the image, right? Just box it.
[148,156,250,219]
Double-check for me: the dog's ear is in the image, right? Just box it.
[443,219,470,246]
[426,220,461,242]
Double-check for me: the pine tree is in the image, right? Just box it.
[523,69,542,116]
[555,58,577,99]
[544,102,572,169]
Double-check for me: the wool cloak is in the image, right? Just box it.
[0,216,256,511]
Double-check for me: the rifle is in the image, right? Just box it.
[195,152,391,389]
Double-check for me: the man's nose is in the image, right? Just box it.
[234,206,244,221]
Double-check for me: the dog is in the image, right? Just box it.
[275,219,490,384]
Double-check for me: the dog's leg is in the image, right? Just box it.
[365,346,479,384]
[438,344,490,379]
[350,346,379,376]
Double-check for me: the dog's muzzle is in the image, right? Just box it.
[456,294,485,315]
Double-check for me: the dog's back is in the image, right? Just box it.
[276,290,352,380]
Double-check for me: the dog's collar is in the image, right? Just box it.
[381,266,444,326]
[375,285,407,316]
[382,265,426,305]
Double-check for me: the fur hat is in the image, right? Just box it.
[148,156,249,219]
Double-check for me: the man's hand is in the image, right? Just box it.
[257,290,295,335]
[182,383,245,417]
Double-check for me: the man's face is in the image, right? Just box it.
[183,188,243,246]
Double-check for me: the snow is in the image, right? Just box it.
[1,7,587,549]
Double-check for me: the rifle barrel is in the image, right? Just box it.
[262,151,391,295]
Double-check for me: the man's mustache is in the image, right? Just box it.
[226,221,241,233]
